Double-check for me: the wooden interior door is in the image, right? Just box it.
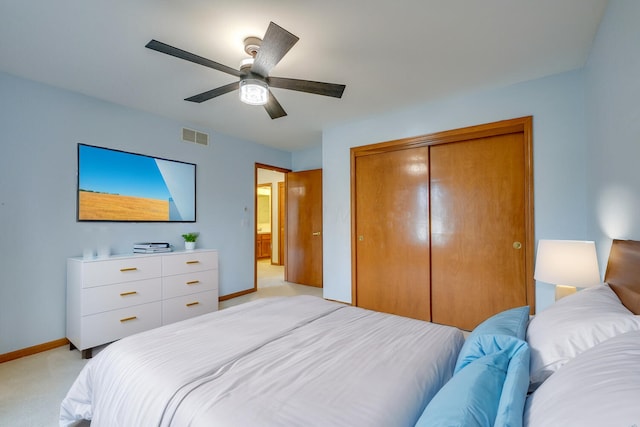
[430,132,528,330]
[353,146,431,321]
[286,169,323,287]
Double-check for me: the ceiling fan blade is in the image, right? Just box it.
[263,91,287,119]
[185,81,240,103]
[251,22,299,77]
[146,40,241,77]
[268,77,346,98]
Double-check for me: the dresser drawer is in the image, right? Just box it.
[162,271,218,299]
[81,278,162,316]
[81,302,162,349]
[162,251,218,276]
[82,256,162,288]
[162,290,218,325]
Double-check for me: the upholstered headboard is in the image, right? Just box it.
[604,239,640,315]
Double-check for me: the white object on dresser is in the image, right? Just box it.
[67,249,218,358]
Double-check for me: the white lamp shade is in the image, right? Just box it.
[534,240,601,288]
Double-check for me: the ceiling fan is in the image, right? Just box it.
[145,22,346,119]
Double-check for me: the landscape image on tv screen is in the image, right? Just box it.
[77,144,196,222]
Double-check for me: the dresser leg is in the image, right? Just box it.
[81,348,93,359]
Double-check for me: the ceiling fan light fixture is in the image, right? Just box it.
[146,22,345,119]
[239,79,269,106]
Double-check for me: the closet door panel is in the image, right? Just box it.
[354,146,431,321]
[430,133,527,330]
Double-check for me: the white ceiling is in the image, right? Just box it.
[0,0,608,151]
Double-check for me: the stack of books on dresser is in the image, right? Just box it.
[133,242,172,254]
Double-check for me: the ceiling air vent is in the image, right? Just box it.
[182,127,209,146]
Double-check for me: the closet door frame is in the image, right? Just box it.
[350,116,535,314]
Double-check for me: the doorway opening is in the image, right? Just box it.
[255,164,288,290]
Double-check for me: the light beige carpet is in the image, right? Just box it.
[0,345,88,426]
[257,258,287,287]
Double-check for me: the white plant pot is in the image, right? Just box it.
[185,241,196,251]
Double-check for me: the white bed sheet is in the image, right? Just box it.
[60,295,464,427]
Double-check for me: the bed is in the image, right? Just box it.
[60,295,465,426]
[60,239,640,427]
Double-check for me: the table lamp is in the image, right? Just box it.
[534,240,601,300]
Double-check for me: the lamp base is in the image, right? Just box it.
[555,285,577,301]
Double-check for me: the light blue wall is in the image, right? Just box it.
[584,0,640,270]
[292,145,322,171]
[322,70,590,313]
[0,71,291,354]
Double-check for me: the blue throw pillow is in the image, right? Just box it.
[495,340,530,427]
[415,351,510,427]
[454,306,529,373]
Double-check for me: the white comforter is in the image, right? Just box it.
[60,296,464,427]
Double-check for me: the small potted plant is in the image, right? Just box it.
[181,232,199,251]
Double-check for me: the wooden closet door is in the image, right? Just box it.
[286,169,323,287]
[353,146,431,321]
[430,132,527,330]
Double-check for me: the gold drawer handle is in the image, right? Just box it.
[186,301,200,307]
[120,291,138,297]
[186,260,200,265]
[120,316,137,323]
[186,280,200,285]
[120,267,138,272]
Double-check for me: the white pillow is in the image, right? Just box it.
[524,330,640,427]
[526,284,640,386]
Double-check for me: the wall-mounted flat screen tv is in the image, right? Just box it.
[77,144,196,222]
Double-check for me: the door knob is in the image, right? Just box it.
[513,241,522,249]
[312,231,321,236]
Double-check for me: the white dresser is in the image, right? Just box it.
[67,249,218,358]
